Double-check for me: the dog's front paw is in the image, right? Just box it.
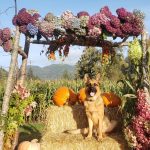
[85,134,92,140]
[97,136,103,142]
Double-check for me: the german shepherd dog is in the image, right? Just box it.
[66,74,117,141]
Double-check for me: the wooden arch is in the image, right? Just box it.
[0,6,150,149]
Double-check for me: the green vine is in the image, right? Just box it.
[4,93,34,150]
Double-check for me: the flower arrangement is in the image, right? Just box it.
[12,6,144,38]
[0,28,13,52]
[13,6,144,39]
[12,8,40,36]
[11,6,145,60]
[124,89,150,150]
[38,20,55,37]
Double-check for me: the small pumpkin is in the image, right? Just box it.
[101,92,121,107]
[68,89,78,105]
[53,86,70,106]
[18,139,40,150]
[78,88,87,103]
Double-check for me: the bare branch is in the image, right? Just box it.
[18,49,27,59]
[0,6,15,15]
[113,37,129,47]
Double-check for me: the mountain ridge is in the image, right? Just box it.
[27,64,75,80]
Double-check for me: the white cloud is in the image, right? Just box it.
[27,44,84,67]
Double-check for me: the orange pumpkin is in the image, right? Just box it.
[68,89,78,105]
[77,88,87,103]
[101,92,121,107]
[18,139,40,150]
[53,86,70,106]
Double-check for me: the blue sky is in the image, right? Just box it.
[0,0,150,69]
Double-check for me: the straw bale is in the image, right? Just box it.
[41,132,128,150]
[44,105,121,134]
[40,105,126,150]
[44,105,88,133]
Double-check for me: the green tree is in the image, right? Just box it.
[75,47,126,82]
[75,47,102,79]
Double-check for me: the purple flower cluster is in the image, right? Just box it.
[38,20,55,37]
[100,6,112,18]
[121,23,133,34]
[88,26,102,37]
[110,15,120,28]
[12,7,144,40]
[1,28,11,42]
[136,89,150,120]
[88,10,109,36]
[116,8,143,37]
[12,8,40,35]
[61,11,77,29]
[3,40,13,52]
[131,89,150,149]
[0,28,12,52]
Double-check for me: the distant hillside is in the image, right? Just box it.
[27,64,75,80]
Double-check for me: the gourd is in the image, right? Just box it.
[101,92,121,107]
[128,38,142,65]
[53,86,70,106]
[18,139,40,150]
[77,88,87,103]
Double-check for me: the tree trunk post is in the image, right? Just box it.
[0,26,20,150]
[18,36,30,86]
[141,30,150,89]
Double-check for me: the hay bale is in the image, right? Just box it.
[44,105,88,133]
[41,105,126,150]
[44,105,121,134]
[41,133,128,150]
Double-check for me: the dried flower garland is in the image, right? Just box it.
[124,89,150,150]
[0,28,13,52]
[12,6,144,40]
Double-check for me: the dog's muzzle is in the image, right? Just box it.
[87,87,97,97]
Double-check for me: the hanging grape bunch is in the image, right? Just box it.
[63,45,70,57]
[128,38,142,65]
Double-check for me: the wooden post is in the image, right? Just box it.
[141,30,150,89]
[19,36,30,86]
[0,26,20,150]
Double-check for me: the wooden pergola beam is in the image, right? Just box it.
[31,36,129,48]
[18,48,27,59]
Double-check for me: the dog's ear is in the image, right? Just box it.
[96,74,100,82]
[84,74,90,83]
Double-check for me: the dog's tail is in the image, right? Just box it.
[64,128,88,134]
[102,116,118,133]
[103,119,118,133]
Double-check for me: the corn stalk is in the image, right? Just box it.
[141,30,149,88]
